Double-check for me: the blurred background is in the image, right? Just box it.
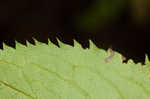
[0,0,150,64]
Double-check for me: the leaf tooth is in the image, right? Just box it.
[46,39,57,50]
[48,38,52,46]
[73,39,82,49]
[26,40,35,48]
[32,38,40,46]
[56,38,64,48]
[145,55,150,65]
[47,38,58,48]
[15,40,26,49]
[2,42,7,50]
[89,40,97,50]
[2,42,15,51]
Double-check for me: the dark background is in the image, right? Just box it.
[0,0,150,64]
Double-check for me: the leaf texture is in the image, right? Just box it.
[0,39,150,99]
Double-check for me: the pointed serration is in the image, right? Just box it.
[145,55,150,65]
[0,38,150,99]
[47,38,51,45]
[32,38,38,46]
[26,40,35,48]
[57,38,73,49]
[15,40,26,50]
[56,38,62,47]
[2,42,15,51]
[48,38,58,48]
[89,40,97,50]
[88,40,107,56]
[143,55,150,73]
[47,38,58,48]
[73,39,82,49]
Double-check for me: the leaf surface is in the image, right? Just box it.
[0,39,150,99]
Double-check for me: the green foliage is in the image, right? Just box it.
[0,39,150,99]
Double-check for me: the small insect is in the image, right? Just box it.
[105,48,115,63]
[105,48,126,63]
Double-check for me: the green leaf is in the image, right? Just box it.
[0,39,150,99]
